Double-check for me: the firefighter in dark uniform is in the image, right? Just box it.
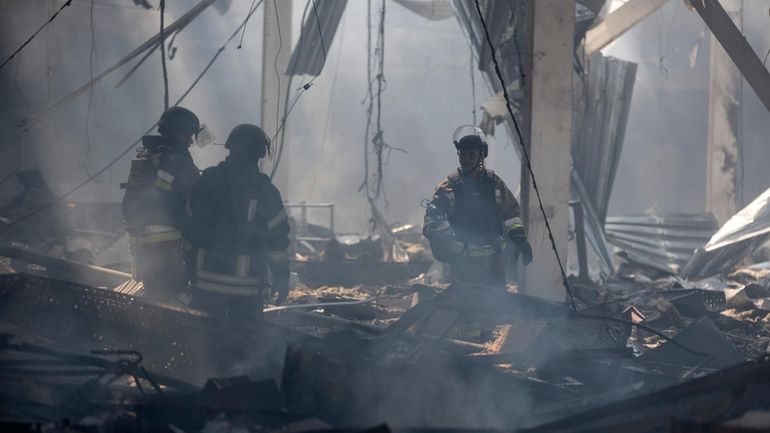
[186,124,290,322]
[423,126,532,289]
[122,106,201,300]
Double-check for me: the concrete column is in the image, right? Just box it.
[261,0,292,195]
[706,0,742,225]
[520,0,575,301]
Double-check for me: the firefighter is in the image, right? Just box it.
[186,124,290,322]
[423,125,532,289]
[122,106,202,300]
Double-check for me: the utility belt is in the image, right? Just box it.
[190,248,268,296]
[129,224,183,244]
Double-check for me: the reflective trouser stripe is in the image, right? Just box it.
[193,248,267,296]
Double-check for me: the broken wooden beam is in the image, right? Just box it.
[584,0,669,55]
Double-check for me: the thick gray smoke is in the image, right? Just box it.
[604,0,770,215]
[0,0,521,234]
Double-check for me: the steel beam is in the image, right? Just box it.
[690,0,770,112]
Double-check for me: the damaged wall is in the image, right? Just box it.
[604,0,770,217]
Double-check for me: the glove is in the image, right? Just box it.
[424,205,458,263]
[511,234,533,265]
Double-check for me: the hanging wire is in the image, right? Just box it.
[359,0,404,231]
[469,36,477,126]
[0,0,215,145]
[272,0,284,134]
[237,0,259,48]
[653,0,680,80]
[310,0,328,75]
[472,0,577,310]
[269,0,328,179]
[309,12,347,199]
[0,0,73,71]
[372,0,387,199]
[0,0,266,233]
[160,0,170,109]
[360,0,374,202]
[82,0,97,178]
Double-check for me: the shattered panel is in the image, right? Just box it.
[0,274,308,385]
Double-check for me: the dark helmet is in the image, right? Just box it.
[157,106,200,138]
[453,125,488,158]
[225,124,270,159]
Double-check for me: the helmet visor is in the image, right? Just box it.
[194,124,216,148]
[452,125,486,144]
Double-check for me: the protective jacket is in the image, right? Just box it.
[186,157,290,301]
[121,135,200,297]
[423,168,524,286]
[122,135,200,241]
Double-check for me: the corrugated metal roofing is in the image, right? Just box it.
[606,213,719,275]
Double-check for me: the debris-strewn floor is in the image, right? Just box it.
[5,204,770,431]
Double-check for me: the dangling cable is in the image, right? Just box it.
[372,0,386,198]
[237,0,259,49]
[310,12,347,199]
[269,0,328,179]
[160,0,170,109]
[83,0,97,177]
[0,0,73,71]
[360,0,373,203]
[472,0,577,310]
[468,37,477,126]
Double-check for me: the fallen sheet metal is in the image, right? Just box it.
[684,186,770,279]
[0,273,310,384]
[572,54,637,224]
[665,289,726,318]
[606,213,719,274]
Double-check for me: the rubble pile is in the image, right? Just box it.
[4,196,770,431]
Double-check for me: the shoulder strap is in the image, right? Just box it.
[482,169,503,206]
